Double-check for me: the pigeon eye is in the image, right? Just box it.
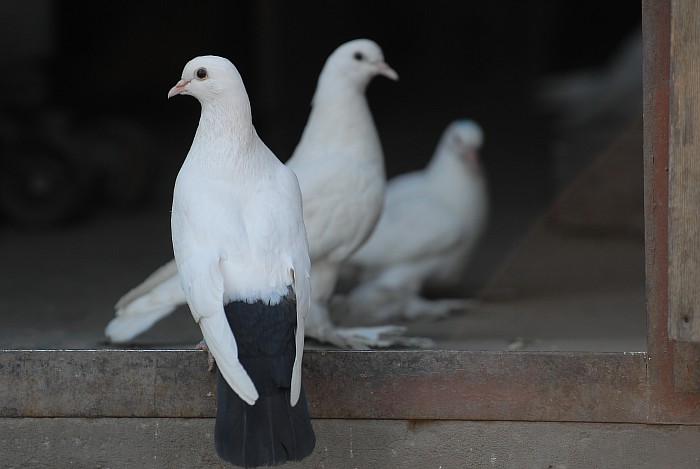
[196,67,208,79]
[353,52,365,61]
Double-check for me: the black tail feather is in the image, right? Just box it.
[214,296,315,467]
[215,372,315,467]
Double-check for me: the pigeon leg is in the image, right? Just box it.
[307,320,433,349]
[343,282,475,325]
[307,300,434,349]
[195,339,217,372]
[333,325,434,349]
[401,296,475,321]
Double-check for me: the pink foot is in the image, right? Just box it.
[195,340,217,372]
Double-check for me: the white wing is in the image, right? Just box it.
[106,260,184,343]
[114,259,179,310]
[290,260,310,406]
[172,181,259,405]
[178,243,259,405]
[277,167,312,406]
[291,156,384,263]
[351,173,464,268]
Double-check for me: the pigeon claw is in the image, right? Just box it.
[195,340,217,372]
[318,325,434,349]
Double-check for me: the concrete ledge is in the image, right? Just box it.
[2,418,700,468]
[1,349,215,418]
[1,349,649,422]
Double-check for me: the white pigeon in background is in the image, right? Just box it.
[337,120,488,325]
[286,39,431,349]
[167,55,314,466]
[106,39,428,349]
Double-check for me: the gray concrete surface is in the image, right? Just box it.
[3,418,699,469]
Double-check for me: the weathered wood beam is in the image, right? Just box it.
[668,0,700,341]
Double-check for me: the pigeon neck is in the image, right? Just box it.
[311,76,368,105]
[199,95,253,138]
[306,84,374,135]
[188,98,263,172]
[309,90,369,123]
[297,92,384,171]
[427,154,485,211]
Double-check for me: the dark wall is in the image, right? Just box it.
[0,1,641,223]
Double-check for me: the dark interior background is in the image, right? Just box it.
[1,1,640,200]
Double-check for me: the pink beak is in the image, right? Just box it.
[167,79,190,99]
[463,149,479,167]
[375,62,399,81]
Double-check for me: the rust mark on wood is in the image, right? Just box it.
[304,351,649,423]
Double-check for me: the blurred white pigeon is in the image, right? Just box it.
[286,39,434,349]
[106,39,428,349]
[167,55,314,466]
[338,119,488,325]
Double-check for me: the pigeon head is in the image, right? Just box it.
[314,39,398,100]
[440,120,484,168]
[167,55,246,104]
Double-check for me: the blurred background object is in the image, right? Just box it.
[538,26,642,199]
[0,1,157,226]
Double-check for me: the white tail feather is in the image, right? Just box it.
[199,313,259,405]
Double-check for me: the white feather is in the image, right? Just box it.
[106,260,182,343]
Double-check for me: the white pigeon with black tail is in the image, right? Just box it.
[340,120,488,325]
[167,55,314,467]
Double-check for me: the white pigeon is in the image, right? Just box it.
[285,39,433,349]
[167,55,314,466]
[106,39,427,348]
[338,119,488,325]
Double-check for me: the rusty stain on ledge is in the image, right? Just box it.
[0,349,651,423]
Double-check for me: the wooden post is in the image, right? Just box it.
[668,0,700,341]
